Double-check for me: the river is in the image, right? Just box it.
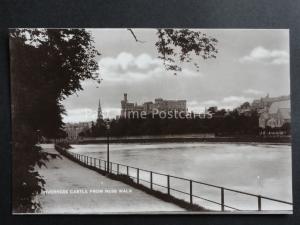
[70,142,292,211]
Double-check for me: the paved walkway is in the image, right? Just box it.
[36,144,184,214]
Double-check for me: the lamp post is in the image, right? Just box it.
[105,119,111,173]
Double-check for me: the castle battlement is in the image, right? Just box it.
[120,93,187,117]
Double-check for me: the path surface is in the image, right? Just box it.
[36,144,184,214]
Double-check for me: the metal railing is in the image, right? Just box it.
[65,150,292,211]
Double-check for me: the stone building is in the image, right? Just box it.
[258,99,291,129]
[64,122,92,140]
[120,93,187,118]
[251,94,290,112]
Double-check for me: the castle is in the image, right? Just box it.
[120,93,187,118]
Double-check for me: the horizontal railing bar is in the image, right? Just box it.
[260,196,293,205]
[151,182,169,189]
[192,194,240,211]
[167,187,239,210]
[193,195,232,209]
[138,178,151,183]
[169,186,189,195]
[223,187,265,197]
[223,187,293,204]
[68,152,293,206]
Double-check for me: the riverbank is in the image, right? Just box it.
[76,136,291,144]
[36,144,185,214]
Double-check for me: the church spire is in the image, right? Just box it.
[97,99,103,121]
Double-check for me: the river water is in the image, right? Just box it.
[70,142,292,211]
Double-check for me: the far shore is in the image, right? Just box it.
[72,136,291,144]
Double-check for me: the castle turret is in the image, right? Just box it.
[124,93,128,102]
[97,99,103,121]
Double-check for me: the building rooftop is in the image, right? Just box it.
[269,100,291,114]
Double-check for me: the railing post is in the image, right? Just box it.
[117,164,119,175]
[127,166,129,176]
[94,158,96,167]
[258,195,262,211]
[190,180,193,204]
[221,187,225,211]
[98,159,101,169]
[150,171,153,190]
[110,162,112,173]
[137,168,139,184]
[167,175,170,195]
[104,161,106,171]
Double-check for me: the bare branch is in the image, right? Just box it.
[127,29,146,43]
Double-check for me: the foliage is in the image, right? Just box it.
[155,29,218,74]
[128,28,218,74]
[82,110,259,137]
[10,29,99,212]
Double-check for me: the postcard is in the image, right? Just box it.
[10,28,292,214]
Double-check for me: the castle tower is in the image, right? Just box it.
[124,93,128,102]
[97,99,103,121]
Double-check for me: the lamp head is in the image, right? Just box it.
[104,118,111,129]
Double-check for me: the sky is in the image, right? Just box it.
[61,29,290,123]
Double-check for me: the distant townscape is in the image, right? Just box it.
[63,93,291,141]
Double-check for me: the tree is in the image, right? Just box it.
[10,29,99,212]
[155,29,218,73]
[207,106,218,114]
[128,28,218,74]
[240,102,251,109]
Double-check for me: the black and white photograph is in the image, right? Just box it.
[10,28,292,214]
